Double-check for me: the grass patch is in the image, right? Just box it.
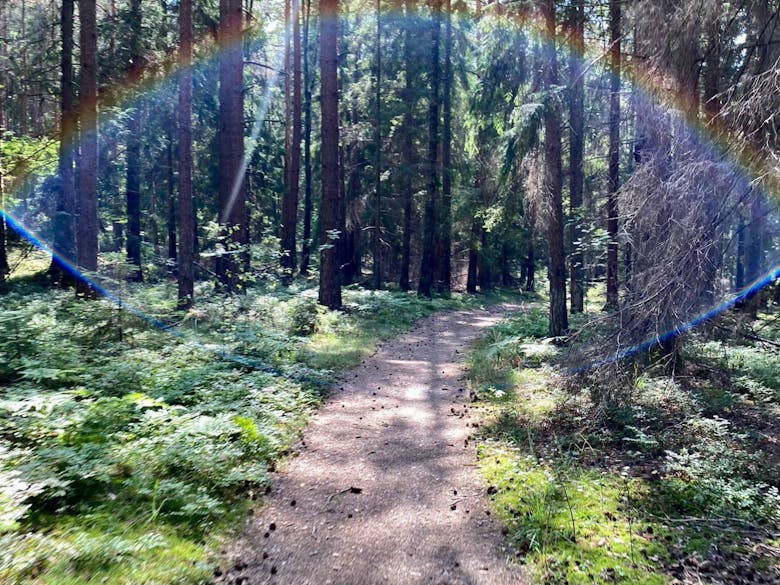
[480,444,668,585]
[467,307,780,584]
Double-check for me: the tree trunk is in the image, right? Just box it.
[283,0,291,240]
[399,0,415,291]
[568,0,584,312]
[76,0,99,297]
[148,158,160,256]
[291,0,302,269]
[49,0,77,286]
[744,196,766,316]
[702,6,720,120]
[625,38,637,292]
[340,36,360,286]
[477,227,491,291]
[500,240,511,287]
[525,237,535,292]
[736,217,745,291]
[439,0,452,293]
[466,223,478,293]
[417,0,441,298]
[19,0,27,134]
[466,174,479,294]
[372,0,382,290]
[543,0,567,336]
[605,0,620,310]
[337,29,353,285]
[167,118,177,270]
[281,0,302,276]
[178,0,195,308]
[300,0,314,275]
[126,0,143,281]
[318,0,342,309]
[216,0,247,292]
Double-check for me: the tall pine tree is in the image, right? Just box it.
[542,0,568,336]
[177,0,194,309]
[318,0,342,309]
[76,0,99,297]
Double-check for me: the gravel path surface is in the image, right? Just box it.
[216,304,528,585]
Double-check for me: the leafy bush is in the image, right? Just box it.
[690,340,780,392]
[467,307,557,396]
[286,295,321,336]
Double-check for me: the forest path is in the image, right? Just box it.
[217,303,528,585]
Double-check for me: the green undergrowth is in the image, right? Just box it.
[0,268,514,585]
[467,306,780,584]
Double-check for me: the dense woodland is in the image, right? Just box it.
[0,0,778,325]
[1,0,780,583]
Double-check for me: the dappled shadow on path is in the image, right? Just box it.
[215,306,526,585]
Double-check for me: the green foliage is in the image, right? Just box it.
[0,515,215,585]
[0,279,495,584]
[689,339,780,393]
[0,134,59,203]
[467,306,555,395]
[286,294,321,336]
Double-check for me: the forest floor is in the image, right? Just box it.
[465,301,780,585]
[0,245,526,585]
[2,247,778,585]
[215,302,529,585]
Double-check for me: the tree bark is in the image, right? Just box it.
[477,226,491,291]
[340,33,360,286]
[284,0,292,239]
[466,218,479,293]
[19,0,27,134]
[167,119,177,269]
[439,0,452,293]
[736,217,745,291]
[292,0,302,269]
[216,0,248,292]
[702,6,720,120]
[76,0,99,297]
[126,0,143,281]
[542,0,567,336]
[568,0,584,312]
[281,0,302,276]
[49,0,77,286]
[466,169,481,294]
[318,0,342,309]
[300,0,314,275]
[178,0,194,308]
[605,0,620,310]
[418,0,441,298]
[525,237,535,292]
[399,0,415,291]
[744,196,766,316]
[372,0,382,290]
[500,240,511,287]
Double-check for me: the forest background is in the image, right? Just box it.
[0,0,779,583]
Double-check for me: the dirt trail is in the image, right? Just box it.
[217,304,528,585]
